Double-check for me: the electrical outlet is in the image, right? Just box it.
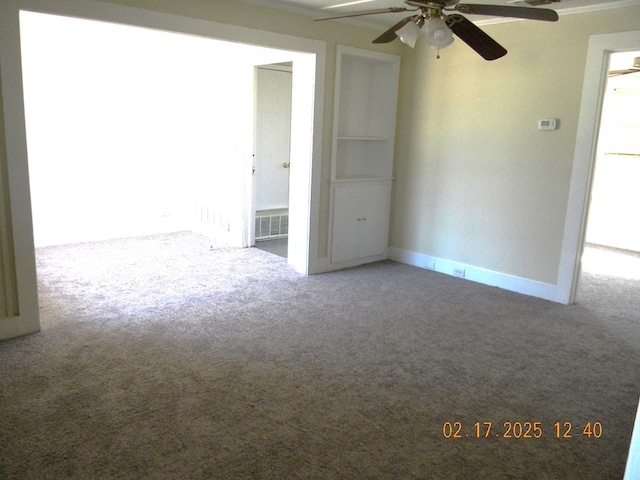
[453,267,466,278]
[424,260,435,270]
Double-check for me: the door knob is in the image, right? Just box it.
[283,162,290,169]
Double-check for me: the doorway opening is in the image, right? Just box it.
[557,30,640,305]
[253,63,293,259]
[0,0,325,339]
[19,10,314,264]
[577,50,640,299]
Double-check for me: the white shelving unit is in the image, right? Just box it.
[329,46,400,268]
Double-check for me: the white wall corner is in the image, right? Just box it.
[389,247,559,302]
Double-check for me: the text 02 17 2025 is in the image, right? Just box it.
[442,421,603,439]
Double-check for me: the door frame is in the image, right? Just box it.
[0,0,325,339]
[555,29,640,304]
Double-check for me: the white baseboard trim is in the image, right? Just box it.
[389,247,559,302]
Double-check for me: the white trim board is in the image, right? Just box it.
[389,247,558,302]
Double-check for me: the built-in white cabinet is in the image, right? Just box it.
[329,46,400,268]
[331,183,392,264]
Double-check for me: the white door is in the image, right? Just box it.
[254,66,292,216]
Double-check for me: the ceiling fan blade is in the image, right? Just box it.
[315,7,412,21]
[445,14,507,61]
[372,16,416,44]
[452,4,559,21]
[608,69,640,77]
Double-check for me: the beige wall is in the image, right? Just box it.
[391,5,640,285]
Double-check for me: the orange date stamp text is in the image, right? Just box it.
[442,421,603,439]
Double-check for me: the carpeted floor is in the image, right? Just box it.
[0,231,638,479]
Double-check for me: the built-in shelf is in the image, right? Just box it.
[331,47,400,182]
[328,46,400,269]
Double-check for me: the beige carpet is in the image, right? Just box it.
[1,231,638,479]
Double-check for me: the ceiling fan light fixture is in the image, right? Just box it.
[316,0,558,60]
[425,16,454,49]
[396,18,423,48]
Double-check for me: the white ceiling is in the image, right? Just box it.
[241,0,640,28]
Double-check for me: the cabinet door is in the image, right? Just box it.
[358,184,391,259]
[331,183,390,264]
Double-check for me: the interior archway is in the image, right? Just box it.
[0,0,326,339]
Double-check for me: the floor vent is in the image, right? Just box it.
[255,214,288,240]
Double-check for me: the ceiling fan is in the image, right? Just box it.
[609,57,640,76]
[315,0,559,61]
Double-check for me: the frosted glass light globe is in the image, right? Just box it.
[425,17,454,48]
